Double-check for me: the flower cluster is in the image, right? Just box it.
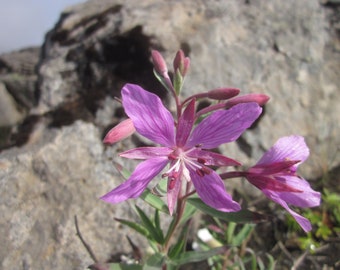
[101,50,320,232]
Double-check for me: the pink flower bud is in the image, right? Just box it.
[173,49,190,76]
[226,93,270,107]
[207,88,240,100]
[103,118,136,145]
[151,50,168,76]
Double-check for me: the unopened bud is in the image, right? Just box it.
[173,49,190,76]
[207,88,240,100]
[151,50,168,76]
[103,118,135,144]
[226,93,270,107]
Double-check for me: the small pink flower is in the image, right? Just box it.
[244,136,321,232]
[101,84,263,214]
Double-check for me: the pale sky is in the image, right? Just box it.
[0,0,85,54]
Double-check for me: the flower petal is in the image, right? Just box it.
[273,176,321,208]
[188,149,241,166]
[262,190,313,232]
[257,136,309,168]
[122,84,175,147]
[176,99,195,147]
[187,102,262,149]
[189,168,241,212]
[103,118,135,144]
[100,157,168,204]
[120,147,173,159]
[167,168,183,215]
[246,175,303,193]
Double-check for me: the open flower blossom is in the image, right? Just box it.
[101,83,263,214]
[237,136,320,232]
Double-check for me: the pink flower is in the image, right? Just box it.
[101,84,262,214]
[244,136,321,232]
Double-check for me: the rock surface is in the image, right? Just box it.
[0,0,339,269]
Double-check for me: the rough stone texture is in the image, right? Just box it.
[0,121,151,270]
[0,0,339,269]
[0,47,40,148]
[0,82,25,127]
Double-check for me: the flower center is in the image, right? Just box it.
[163,147,211,189]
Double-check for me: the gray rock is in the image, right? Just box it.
[0,121,151,270]
[0,82,25,127]
[0,47,40,148]
[0,0,339,269]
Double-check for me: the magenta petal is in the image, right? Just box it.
[100,157,168,204]
[249,160,300,175]
[120,147,173,159]
[246,175,303,192]
[190,168,241,212]
[122,84,175,147]
[187,102,262,149]
[188,149,241,166]
[176,99,195,147]
[263,190,313,232]
[257,136,309,167]
[274,176,321,208]
[167,172,182,216]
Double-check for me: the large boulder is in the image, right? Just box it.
[0,0,339,269]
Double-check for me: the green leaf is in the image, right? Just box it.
[143,253,166,270]
[231,224,254,246]
[168,221,190,259]
[171,247,227,266]
[107,262,142,270]
[140,189,169,215]
[187,197,265,223]
[114,218,149,239]
[226,222,237,244]
[180,202,197,225]
[266,253,276,270]
[113,162,131,179]
[152,177,168,196]
[135,205,164,244]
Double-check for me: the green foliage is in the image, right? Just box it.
[187,197,265,223]
[194,217,276,270]
[288,188,340,251]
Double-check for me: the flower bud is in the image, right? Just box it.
[103,118,135,144]
[226,93,270,107]
[207,88,240,100]
[173,49,190,76]
[151,50,168,76]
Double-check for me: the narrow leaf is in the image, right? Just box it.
[108,262,142,270]
[114,218,149,239]
[113,161,131,179]
[135,206,164,244]
[180,202,197,225]
[143,253,166,270]
[171,247,227,266]
[140,189,169,214]
[232,224,254,246]
[168,221,190,259]
[154,210,164,243]
[187,197,266,223]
